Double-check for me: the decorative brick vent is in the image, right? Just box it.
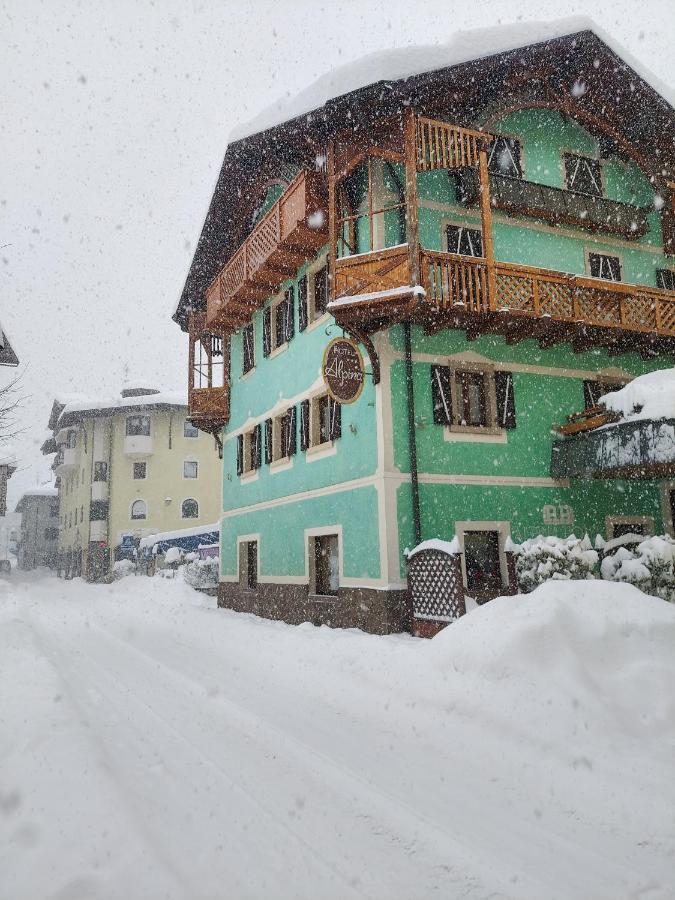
[407,546,466,638]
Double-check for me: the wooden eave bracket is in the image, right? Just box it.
[342,324,380,386]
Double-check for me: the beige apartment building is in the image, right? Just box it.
[42,387,221,579]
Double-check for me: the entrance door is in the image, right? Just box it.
[464,530,502,594]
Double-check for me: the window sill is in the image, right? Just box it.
[269,342,288,359]
[306,441,336,462]
[444,427,507,444]
[306,311,331,333]
[308,593,338,603]
[270,456,293,474]
[240,470,259,484]
[240,367,256,381]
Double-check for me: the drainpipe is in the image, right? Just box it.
[403,321,421,547]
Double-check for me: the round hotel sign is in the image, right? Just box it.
[322,338,365,404]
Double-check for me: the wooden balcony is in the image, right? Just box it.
[329,248,675,353]
[206,169,328,328]
[187,313,230,439]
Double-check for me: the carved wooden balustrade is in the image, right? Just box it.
[206,169,328,329]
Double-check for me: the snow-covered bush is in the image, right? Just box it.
[183,557,219,590]
[601,535,675,603]
[164,547,182,566]
[514,534,598,593]
[112,559,136,580]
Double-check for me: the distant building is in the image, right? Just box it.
[41,386,222,580]
[0,320,19,367]
[15,489,59,569]
[0,446,17,518]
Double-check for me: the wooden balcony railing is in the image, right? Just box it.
[206,169,328,328]
[416,118,488,171]
[419,251,675,337]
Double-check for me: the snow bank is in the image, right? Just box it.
[601,367,675,421]
[429,581,675,727]
[230,17,674,142]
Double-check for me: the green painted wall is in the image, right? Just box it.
[417,109,666,287]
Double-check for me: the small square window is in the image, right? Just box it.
[184,419,199,438]
[488,136,522,178]
[589,253,621,282]
[656,268,675,291]
[126,415,150,436]
[564,153,602,197]
[446,225,483,258]
[183,460,198,479]
[133,462,147,480]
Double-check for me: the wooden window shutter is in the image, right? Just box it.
[662,186,675,258]
[431,365,452,425]
[494,371,516,429]
[263,307,272,357]
[264,418,273,465]
[252,425,262,470]
[284,287,295,343]
[300,399,310,451]
[286,406,297,456]
[298,276,308,332]
[236,434,243,476]
[329,398,342,441]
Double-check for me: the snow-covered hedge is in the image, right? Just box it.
[600,535,675,603]
[183,557,219,591]
[514,534,598,593]
[112,559,136,580]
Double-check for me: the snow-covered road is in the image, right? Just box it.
[1,573,674,900]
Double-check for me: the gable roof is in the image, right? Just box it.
[173,24,675,330]
[0,321,19,366]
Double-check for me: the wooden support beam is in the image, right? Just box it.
[477,146,496,311]
[404,109,420,287]
[327,139,337,304]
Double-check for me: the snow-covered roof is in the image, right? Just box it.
[56,389,187,427]
[600,368,675,422]
[0,319,19,366]
[230,18,675,143]
[139,521,220,551]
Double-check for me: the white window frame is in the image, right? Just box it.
[443,360,502,438]
[305,525,342,598]
[130,499,148,521]
[183,419,199,439]
[183,459,198,480]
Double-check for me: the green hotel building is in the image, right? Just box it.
[174,27,675,633]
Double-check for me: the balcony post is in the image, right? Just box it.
[404,108,420,288]
[478,143,496,310]
[327,139,337,301]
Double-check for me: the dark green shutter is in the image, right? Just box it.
[236,434,243,476]
[284,287,295,343]
[298,276,308,332]
[431,365,452,425]
[264,418,273,464]
[286,406,297,456]
[495,371,516,429]
[329,398,341,440]
[252,425,262,470]
[263,308,271,357]
[300,400,310,451]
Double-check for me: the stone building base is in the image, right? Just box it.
[218,582,410,635]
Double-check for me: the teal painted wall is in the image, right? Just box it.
[221,486,380,580]
[222,246,381,580]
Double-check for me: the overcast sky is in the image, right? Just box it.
[2,0,674,504]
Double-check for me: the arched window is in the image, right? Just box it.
[126,415,150,436]
[181,498,199,519]
[130,499,147,520]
